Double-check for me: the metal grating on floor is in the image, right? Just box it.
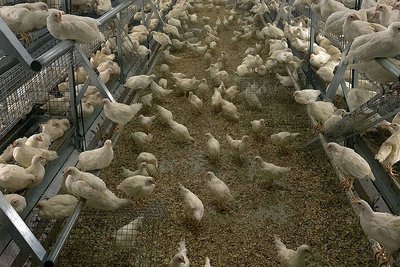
[56,199,168,266]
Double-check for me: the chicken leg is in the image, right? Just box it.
[340,177,353,191]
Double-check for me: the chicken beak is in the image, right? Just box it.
[63,171,68,179]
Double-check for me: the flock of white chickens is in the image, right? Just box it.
[1,0,400,265]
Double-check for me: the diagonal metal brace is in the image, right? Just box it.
[0,191,46,265]
[74,44,116,102]
[0,17,37,70]
[144,0,165,27]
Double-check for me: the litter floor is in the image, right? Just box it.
[56,3,374,267]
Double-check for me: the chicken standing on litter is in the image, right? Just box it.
[179,184,204,224]
[274,235,310,267]
[206,171,233,210]
[170,238,190,267]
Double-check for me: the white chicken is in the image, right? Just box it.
[141,93,153,107]
[323,109,348,131]
[188,92,203,113]
[4,194,26,214]
[206,171,233,210]
[307,101,336,125]
[138,114,156,133]
[102,99,142,132]
[205,133,221,162]
[0,155,45,192]
[12,138,57,168]
[117,175,155,199]
[375,123,400,177]
[136,152,158,177]
[254,156,291,188]
[152,31,172,46]
[36,194,78,219]
[76,140,114,171]
[130,132,153,149]
[151,81,173,101]
[47,10,104,43]
[179,184,204,224]
[326,142,375,189]
[251,119,266,137]
[64,166,108,202]
[293,90,321,105]
[352,199,400,264]
[26,133,51,150]
[170,238,190,267]
[220,98,239,121]
[112,216,144,249]
[156,105,174,125]
[121,163,148,177]
[226,134,250,157]
[123,74,156,90]
[270,132,300,147]
[274,235,310,267]
[169,120,194,143]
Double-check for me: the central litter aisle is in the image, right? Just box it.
[56,1,374,266]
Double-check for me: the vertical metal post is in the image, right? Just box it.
[67,57,84,151]
[307,9,315,87]
[0,192,46,265]
[115,12,124,82]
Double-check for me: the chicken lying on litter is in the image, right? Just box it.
[179,184,204,224]
[117,175,155,200]
[76,140,114,171]
[130,132,153,149]
[274,235,310,267]
[36,194,78,219]
[206,171,233,210]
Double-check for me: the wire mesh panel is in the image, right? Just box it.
[56,199,168,266]
[325,92,400,142]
